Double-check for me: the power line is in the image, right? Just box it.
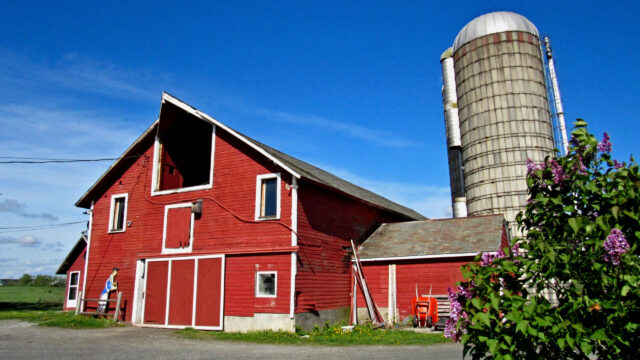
[0,221,86,233]
[0,155,145,164]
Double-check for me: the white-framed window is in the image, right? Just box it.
[108,193,128,233]
[162,203,194,254]
[255,271,277,298]
[255,173,281,220]
[150,122,216,196]
[66,271,80,308]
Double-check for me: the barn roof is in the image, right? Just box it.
[357,214,506,261]
[76,93,425,221]
[56,236,86,274]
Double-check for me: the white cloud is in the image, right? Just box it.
[0,199,58,221]
[0,51,164,102]
[250,107,420,148]
[0,235,43,248]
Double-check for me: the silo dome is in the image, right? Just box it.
[453,11,539,52]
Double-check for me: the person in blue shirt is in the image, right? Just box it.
[97,267,119,313]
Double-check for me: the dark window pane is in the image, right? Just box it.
[258,273,276,296]
[70,272,79,286]
[262,178,277,217]
[68,287,77,301]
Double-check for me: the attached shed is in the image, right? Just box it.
[56,236,87,311]
[354,214,508,323]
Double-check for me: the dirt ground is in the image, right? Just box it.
[0,320,463,360]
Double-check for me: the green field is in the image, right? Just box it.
[0,286,64,310]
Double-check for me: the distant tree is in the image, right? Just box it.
[446,121,640,359]
[33,275,51,287]
[17,274,33,286]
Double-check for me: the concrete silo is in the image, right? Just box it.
[440,11,557,235]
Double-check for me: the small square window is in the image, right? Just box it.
[255,174,281,220]
[109,194,128,232]
[256,271,277,298]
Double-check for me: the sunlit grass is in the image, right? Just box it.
[0,310,121,329]
[177,323,449,346]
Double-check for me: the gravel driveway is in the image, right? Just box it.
[0,320,463,360]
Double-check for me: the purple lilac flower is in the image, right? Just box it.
[548,159,567,184]
[511,243,521,257]
[526,158,544,175]
[603,228,629,265]
[597,132,612,153]
[444,287,469,342]
[613,160,623,169]
[575,155,587,175]
[480,252,495,266]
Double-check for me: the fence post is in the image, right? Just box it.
[113,292,123,321]
[75,291,82,315]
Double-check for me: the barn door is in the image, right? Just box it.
[143,261,168,325]
[142,256,224,329]
[194,257,223,328]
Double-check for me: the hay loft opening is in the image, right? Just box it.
[153,101,214,194]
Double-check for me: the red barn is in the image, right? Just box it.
[56,236,86,311]
[354,215,507,324]
[67,93,424,331]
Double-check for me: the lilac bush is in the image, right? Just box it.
[450,121,640,359]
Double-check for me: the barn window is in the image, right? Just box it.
[66,271,80,307]
[108,194,128,233]
[152,101,215,195]
[255,173,281,220]
[162,203,194,254]
[255,271,277,298]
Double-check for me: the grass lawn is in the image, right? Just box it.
[0,286,65,304]
[177,324,449,346]
[0,310,121,329]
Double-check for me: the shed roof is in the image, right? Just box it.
[76,93,425,221]
[357,214,506,260]
[56,236,86,274]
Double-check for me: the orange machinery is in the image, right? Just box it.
[412,296,438,328]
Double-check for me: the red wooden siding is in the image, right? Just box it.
[144,261,168,324]
[357,258,472,320]
[168,259,195,325]
[224,254,290,316]
[165,207,191,249]
[295,182,407,314]
[84,125,294,322]
[63,249,85,311]
[195,257,223,327]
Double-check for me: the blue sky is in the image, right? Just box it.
[1,1,638,278]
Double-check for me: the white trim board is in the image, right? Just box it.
[356,252,479,262]
[162,92,301,179]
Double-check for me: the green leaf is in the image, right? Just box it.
[566,333,575,348]
[558,337,566,350]
[471,297,483,310]
[475,312,491,327]
[572,322,585,333]
[612,206,620,220]
[622,285,631,296]
[487,339,499,355]
[568,218,580,234]
[590,328,608,341]
[580,340,593,355]
[516,320,529,334]
[490,293,500,308]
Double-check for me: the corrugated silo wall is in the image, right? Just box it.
[453,31,555,236]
